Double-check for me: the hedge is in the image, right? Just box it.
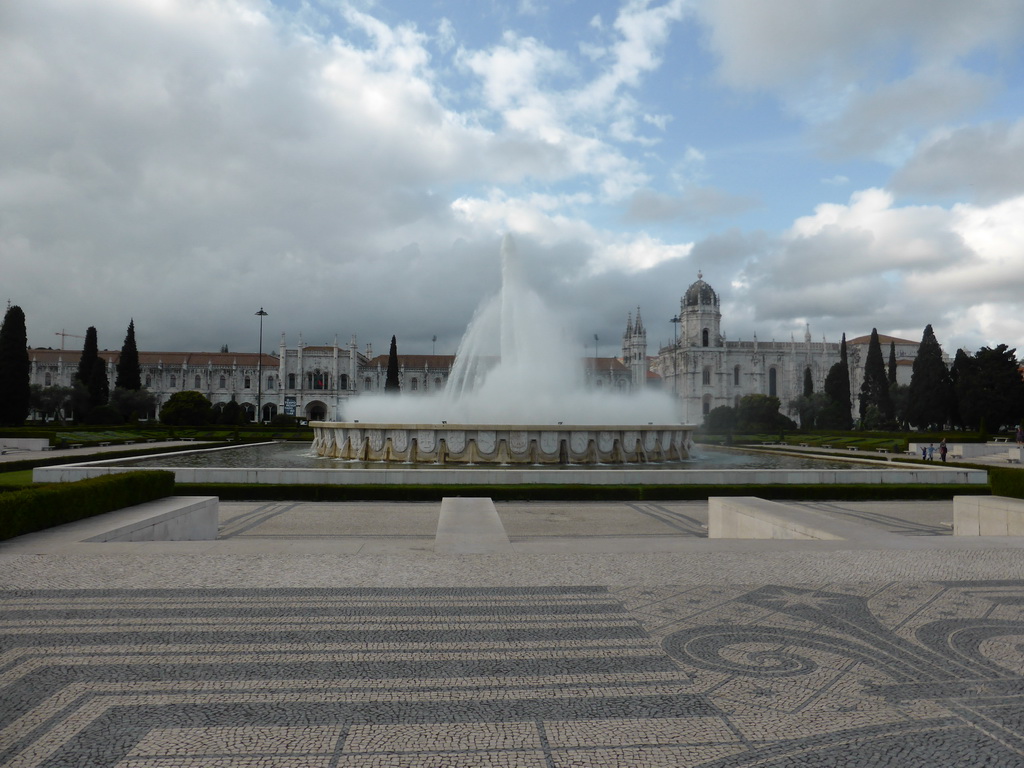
[0,471,175,541]
[176,482,989,503]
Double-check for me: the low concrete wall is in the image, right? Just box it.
[953,495,1024,536]
[33,464,989,487]
[1,438,50,451]
[84,496,219,542]
[709,497,883,541]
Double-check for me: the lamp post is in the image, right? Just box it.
[670,315,681,400]
[255,308,267,423]
[593,333,599,360]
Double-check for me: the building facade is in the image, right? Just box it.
[649,274,922,425]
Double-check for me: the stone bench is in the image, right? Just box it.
[708,497,882,541]
[435,497,512,554]
[99,442,111,447]
[953,496,1024,536]
[84,496,219,542]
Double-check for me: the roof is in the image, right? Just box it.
[683,273,719,308]
[846,333,918,346]
[366,354,458,369]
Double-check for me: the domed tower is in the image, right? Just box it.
[680,271,721,348]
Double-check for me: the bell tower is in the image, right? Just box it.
[680,272,721,348]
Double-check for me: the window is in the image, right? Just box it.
[595,379,603,387]
[44,372,52,386]
[288,373,296,389]
[769,368,778,398]
[170,374,177,388]
[339,374,348,390]
[309,370,327,390]
[364,376,372,390]
[146,375,152,387]
[734,395,741,408]
[702,368,711,386]
[435,378,442,388]
[702,328,709,347]
[411,377,418,391]
[194,375,201,389]
[267,376,274,390]
[219,375,226,389]
[244,376,251,389]
[702,399,711,415]
[733,365,740,386]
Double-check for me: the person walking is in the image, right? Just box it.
[939,439,947,463]
[1017,425,1023,447]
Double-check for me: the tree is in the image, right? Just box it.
[704,405,736,433]
[75,326,99,387]
[887,341,897,387]
[819,333,852,429]
[30,384,74,423]
[800,367,815,429]
[0,305,30,426]
[87,357,110,409]
[385,335,401,393]
[859,328,893,428]
[110,387,156,422]
[735,394,797,433]
[218,397,246,425]
[159,391,214,426]
[115,319,141,390]
[906,324,953,430]
[953,345,1024,432]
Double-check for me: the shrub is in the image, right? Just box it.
[0,471,175,540]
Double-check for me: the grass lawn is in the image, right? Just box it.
[0,470,35,488]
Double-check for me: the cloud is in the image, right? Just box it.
[694,0,1024,157]
[890,120,1024,203]
[624,187,757,224]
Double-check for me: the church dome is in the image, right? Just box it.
[683,272,718,307]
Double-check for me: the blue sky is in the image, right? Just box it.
[3,0,1024,359]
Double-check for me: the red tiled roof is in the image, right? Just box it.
[29,348,279,366]
[846,333,918,346]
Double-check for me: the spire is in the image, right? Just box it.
[634,306,644,334]
[624,311,633,337]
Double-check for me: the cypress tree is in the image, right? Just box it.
[76,326,99,387]
[887,341,897,386]
[859,328,893,427]
[906,324,953,430]
[88,358,110,409]
[116,319,142,390]
[803,367,813,398]
[0,305,31,426]
[385,335,401,393]
[821,333,853,429]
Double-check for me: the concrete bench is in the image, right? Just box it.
[180,437,197,442]
[954,496,1024,536]
[68,443,83,449]
[709,497,883,541]
[435,497,512,554]
[146,438,158,443]
[848,446,859,451]
[99,442,111,447]
[123,440,135,445]
[84,496,219,542]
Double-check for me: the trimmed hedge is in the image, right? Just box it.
[0,471,175,541]
[987,467,1024,499]
[177,482,989,503]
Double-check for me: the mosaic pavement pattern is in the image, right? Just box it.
[2,582,1024,767]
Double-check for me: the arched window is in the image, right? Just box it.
[734,395,741,408]
[339,374,348,390]
[219,375,226,389]
[170,374,177,388]
[364,376,372,390]
[769,368,778,398]
[411,377,418,391]
[310,371,327,390]
[44,372,52,386]
[244,376,251,389]
[146,375,152,387]
[194,375,201,389]
[267,376,274,390]
[733,365,740,386]
[435,377,442,388]
[288,373,296,389]
[595,379,603,387]
[702,368,711,386]
[702,397,711,415]
[702,328,709,347]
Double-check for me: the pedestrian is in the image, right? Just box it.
[939,439,947,463]
[921,445,927,460]
[1017,425,1023,447]
[928,444,935,461]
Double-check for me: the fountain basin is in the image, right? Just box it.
[311,422,694,464]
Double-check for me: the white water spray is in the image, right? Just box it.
[347,234,680,425]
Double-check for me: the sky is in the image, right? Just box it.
[3,0,1024,361]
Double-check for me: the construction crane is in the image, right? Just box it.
[54,330,85,350]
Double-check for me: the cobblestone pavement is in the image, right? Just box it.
[2,501,1023,767]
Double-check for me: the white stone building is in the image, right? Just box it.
[649,274,923,425]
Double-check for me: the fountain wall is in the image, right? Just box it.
[311,422,692,464]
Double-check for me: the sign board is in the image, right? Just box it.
[284,395,296,416]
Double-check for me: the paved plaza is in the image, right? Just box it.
[2,499,1024,766]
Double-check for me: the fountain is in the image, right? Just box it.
[311,235,694,464]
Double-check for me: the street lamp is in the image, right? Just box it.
[593,333,599,360]
[255,308,268,423]
[670,315,681,400]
